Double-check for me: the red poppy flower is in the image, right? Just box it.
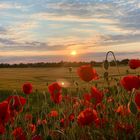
[83,93,91,102]
[12,127,26,140]
[42,119,47,125]
[124,124,134,134]
[48,82,61,93]
[129,59,140,69]
[24,113,33,121]
[77,108,98,126]
[50,94,62,104]
[32,135,42,140]
[116,105,130,116]
[48,82,62,104]
[0,101,9,135]
[60,118,69,128]
[28,124,36,134]
[63,95,72,102]
[48,110,58,117]
[95,118,108,128]
[6,95,26,113]
[120,75,140,91]
[37,119,47,126]
[73,101,80,110]
[115,122,134,134]
[0,100,10,125]
[135,92,140,109]
[81,99,92,108]
[77,65,99,82]
[22,83,33,95]
[69,113,75,122]
[107,97,114,103]
[0,123,5,134]
[90,87,103,105]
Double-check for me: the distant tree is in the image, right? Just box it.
[120,59,129,65]
[0,59,129,68]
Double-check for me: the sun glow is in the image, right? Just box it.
[61,82,65,86]
[70,50,77,56]
[57,79,70,87]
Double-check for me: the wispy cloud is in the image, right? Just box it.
[0,0,140,62]
[0,2,26,10]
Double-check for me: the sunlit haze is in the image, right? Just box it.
[70,50,77,56]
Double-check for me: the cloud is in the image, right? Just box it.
[0,37,68,51]
[15,22,39,30]
[100,33,140,46]
[0,26,7,34]
[0,38,16,46]
[0,0,140,63]
[0,3,14,9]
[31,1,118,24]
[34,0,140,33]
[0,2,25,10]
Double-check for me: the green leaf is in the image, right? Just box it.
[129,101,137,115]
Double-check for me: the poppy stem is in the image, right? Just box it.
[130,88,136,102]
[69,67,73,94]
[105,51,121,79]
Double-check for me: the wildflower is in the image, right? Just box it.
[77,65,99,82]
[24,113,33,121]
[115,122,134,134]
[129,59,140,69]
[0,100,10,135]
[91,87,103,105]
[120,75,140,91]
[116,105,130,116]
[48,82,62,104]
[28,124,36,134]
[0,100,10,125]
[83,93,91,102]
[95,118,108,128]
[69,113,75,122]
[12,127,26,140]
[0,123,5,134]
[60,118,69,128]
[77,108,98,126]
[23,83,33,95]
[107,97,114,103]
[6,95,26,113]
[48,110,58,117]
[135,92,140,109]
[37,119,47,126]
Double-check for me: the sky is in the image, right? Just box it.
[0,0,140,63]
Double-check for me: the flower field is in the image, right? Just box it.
[0,58,140,140]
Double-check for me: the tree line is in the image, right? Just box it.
[0,59,129,68]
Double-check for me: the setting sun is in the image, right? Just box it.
[70,50,77,56]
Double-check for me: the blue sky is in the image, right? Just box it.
[0,0,140,63]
